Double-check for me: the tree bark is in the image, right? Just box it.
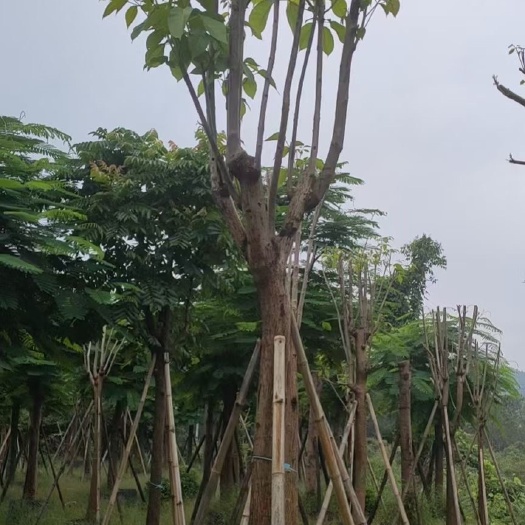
[352,327,368,511]
[250,265,298,525]
[398,361,415,518]
[86,379,102,523]
[23,379,44,500]
[304,373,321,503]
[146,348,167,525]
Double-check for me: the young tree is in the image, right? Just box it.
[103,0,401,521]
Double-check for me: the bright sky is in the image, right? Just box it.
[2,0,525,367]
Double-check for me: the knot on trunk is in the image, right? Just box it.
[227,150,260,184]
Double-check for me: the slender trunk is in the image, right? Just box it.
[250,266,298,525]
[86,380,102,523]
[477,429,488,525]
[220,384,238,497]
[434,413,444,509]
[352,327,368,511]
[304,373,321,502]
[7,402,20,484]
[186,425,195,465]
[146,349,167,525]
[107,399,125,491]
[398,361,415,519]
[23,380,44,500]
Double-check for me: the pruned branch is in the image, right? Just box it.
[493,75,525,109]
[255,0,280,170]
[281,0,362,237]
[267,0,306,231]
[227,0,247,158]
[509,154,525,165]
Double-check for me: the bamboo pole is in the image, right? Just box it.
[240,485,251,525]
[127,409,148,477]
[102,355,156,525]
[272,336,286,525]
[367,394,409,525]
[192,342,261,525]
[165,352,186,525]
[316,402,356,525]
[291,314,356,525]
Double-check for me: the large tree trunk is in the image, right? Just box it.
[146,348,167,525]
[398,360,415,518]
[220,384,239,497]
[250,266,299,525]
[23,380,44,500]
[304,373,321,505]
[352,328,368,512]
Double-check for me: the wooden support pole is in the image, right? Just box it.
[240,485,251,525]
[291,314,356,525]
[102,355,156,525]
[367,394,409,525]
[192,342,260,525]
[272,336,286,525]
[316,402,356,525]
[165,352,186,525]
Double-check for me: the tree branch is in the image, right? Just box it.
[267,0,306,232]
[255,0,280,170]
[493,75,525,109]
[509,154,525,166]
[286,12,317,197]
[281,0,361,237]
[227,0,247,158]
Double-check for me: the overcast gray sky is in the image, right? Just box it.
[2,1,525,367]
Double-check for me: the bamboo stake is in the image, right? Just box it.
[368,457,387,513]
[240,485,251,525]
[367,394,409,525]
[192,341,260,525]
[127,409,148,477]
[102,354,156,525]
[291,314,356,525]
[316,402,356,525]
[272,336,286,525]
[165,352,186,525]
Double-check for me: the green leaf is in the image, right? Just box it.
[278,168,288,187]
[265,132,280,141]
[168,6,192,39]
[321,321,332,331]
[197,79,205,97]
[381,0,400,16]
[299,22,314,50]
[0,254,43,274]
[249,0,273,39]
[329,21,346,43]
[125,5,138,27]
[322,27,334,55]
[356,26,366,40]
[243,77,257,99]
[131,20,147,40]
[102,0,127,18]
[0,178,24,190]
[331,0,348,18]
[286,1,299,32]
[201,14,228,44]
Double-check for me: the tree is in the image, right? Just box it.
[494,44,525,165]
[73,127,233,524]
[105,1,401,520]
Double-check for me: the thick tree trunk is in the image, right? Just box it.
[107,399,126,491]
[398,360,415,518]
[23,380,44,500]
[352,328,368,512]
[220,384,239,497]
[250,266,298,525]
[146,349,167,525]
[7,401,20,484]
[304,373,321,503]
[446,457,460,525]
